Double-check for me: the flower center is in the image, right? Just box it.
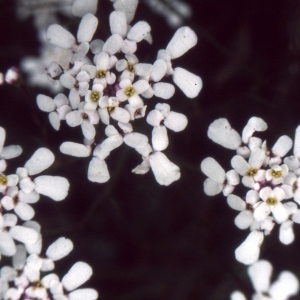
[90,91,100,102]
[126,63,134,72]
[125,86,135,97]
[271,169,282,178]
[266,197,277,206]
[293,181,298,193]
[0,175,7,185]
[246,168,258,177]
[95,69,106,79]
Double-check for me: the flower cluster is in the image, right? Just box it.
[201,117,300,266]
[231,260,299,300]
[0,126,96,299]
[36,0,202,185]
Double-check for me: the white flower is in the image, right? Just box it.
[231,148,266,189]
[265,164,289,185]
[254,187,288,224]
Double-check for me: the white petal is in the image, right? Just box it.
[34,176,70,201]
[201,157,225,184]
[127,21,151,42]
[235,231,264,265]
[173,67,202,98]
[109,11,127,37]
[151,59,167,82]
[9,225,39,245]
[62,262,93,291]
[242,117,267,144]
[253,202,270,221]
[153,82,175,99]
[69,288,98,300]
[71,0,98,17]
[0,231,16,256]
[149,152,180,186]
[294,125,300,159]
[46,237,73,261]
[271,202,288,224]
[66,111,83,127]
[166,26,197,59]
[230,291,247,300]
[133,79,150,94]
[203,178,223,196]
[272,135,293,157]
[14,202,35,221]
[110,107,130,123]
[25,148,55,176]
[0,127,5,154]
[102,34,123,55]
[146,110,164,127]
[77,13,98,43]
[101,135,123,152]
[60,74,76,89]
[227,194,246,211]
[1,145,22,159]
[248,260,273,293]
[269,271,299,300]
[60,142,91,157]
[152,126,169,151]
[88,157,110,183]
[47,25,75,49]
[81,121,96,140]
[164,111,188,132]
[36,94,55,112]
[248,148,265,169]
[208,118,241,150]
[234,211,253,229]
[49,112,60,131]
[279,220,294,245]
[113,0,138,23]
[123,132,148,148]
[231,155,249,176]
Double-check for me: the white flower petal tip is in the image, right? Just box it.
[235,231,264,265]
[270,271,299,299]
[34,176,70,201]
[72,0,98,17]
[149,152,180,186]
[46,24,75,49]
[166,26,197,59]
[46,237,73,261]
[200,157,225,184]
[164,111,188,132]
[294,125,300,159]
[60,142,91,157]
[248,260,273,293]
[77,13,98,43]
[62,261,93,291]
[9,226,39,245]
[127,21,151,42]
[88,157,110,183]
[68,288,99,300]
[230,291,247,300]
[208,118,242,150]
[152,126,169,152]
[24,148,55,176]
[173,67,202,98]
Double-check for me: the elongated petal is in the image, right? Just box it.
[235,231,264,265]
[77,13,98,43]
[9,226,39,245]
[248,260,273,293]
[208,118,241,150]
[69,288,98,300]
[60,142,91,157]
[127,21,151,42]
[25,148,55,176]
[62,262,93,291]
[110,11,127,37]
[272,135,293,157]
[166,26,197,59]
[149,152,180,186]
[88,157,110,183]
[46,237,73,261]
[47,24,75,49]
[173,67,202,98]
[152,126,169,151]
[0,231,16,256]
[201,157,225,184]
[34,176,70,201]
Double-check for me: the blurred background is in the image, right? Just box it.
[1,0,300,299]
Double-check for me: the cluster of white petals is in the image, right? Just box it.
[0,234,98,300]
[201,117,300,264]
[231,260,299,300]
[36,0,202,185]
[0,127,70,260]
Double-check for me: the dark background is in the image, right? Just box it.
[1,0,300,299]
